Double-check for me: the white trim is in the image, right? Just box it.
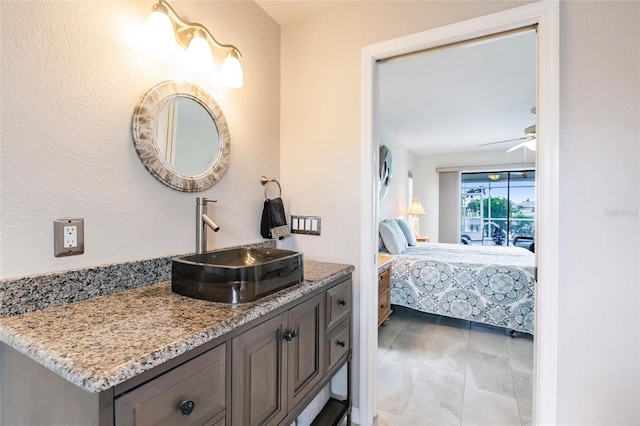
[359,2,559,425]
[435,162,536,173]
[350,407,360,425]
[359,38,379,425]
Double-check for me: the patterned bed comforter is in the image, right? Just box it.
[388,242,535,334]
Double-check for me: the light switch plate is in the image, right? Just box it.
[54,218,84,257]
[290,215,321,236]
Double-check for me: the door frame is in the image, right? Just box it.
[359,1,559,424]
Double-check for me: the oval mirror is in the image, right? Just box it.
[379,145,392,199]
[132,81,230,192]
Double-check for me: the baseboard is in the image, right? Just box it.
[350,407,361,425]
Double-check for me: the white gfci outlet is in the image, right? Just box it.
[54,218,84,257]
[63,225,77,248]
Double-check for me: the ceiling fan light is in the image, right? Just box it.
[525,139,537,151]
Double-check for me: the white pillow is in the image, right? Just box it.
[396,218,417,246]
[379,219,408,254]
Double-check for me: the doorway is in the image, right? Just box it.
[359,2,559,425]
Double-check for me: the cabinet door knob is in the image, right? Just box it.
[178,400,195,416]
[336,340,346,348]
[338,300,347,306]
[283,330,298,342]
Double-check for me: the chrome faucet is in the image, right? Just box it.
[196,197,220,254]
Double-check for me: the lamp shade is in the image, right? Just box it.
[220,50,243,88]
[186,31,214,71]
[143,8,175,53]
[406,199,426,216]
[525,139,537,151]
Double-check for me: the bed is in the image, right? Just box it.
[385,242,535,335]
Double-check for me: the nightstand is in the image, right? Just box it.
[416,235,429,242]
[377,254,393,326]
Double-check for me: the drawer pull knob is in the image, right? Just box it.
[336,340,346,348]
[283,330,298,342]
[179,400,195,416]
[338,300,347,306]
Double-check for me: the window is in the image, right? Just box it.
[407,171,414,210]
[460,171,535,246]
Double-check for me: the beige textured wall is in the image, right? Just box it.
[0,1,280,278]
[279,0,639,423]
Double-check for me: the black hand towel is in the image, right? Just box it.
[261,197,290,239]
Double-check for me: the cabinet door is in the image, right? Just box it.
[231,312,288,426]
[287,294,324,409]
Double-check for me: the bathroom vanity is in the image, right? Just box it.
[0,260,353,426]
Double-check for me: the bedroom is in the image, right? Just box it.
[375,28,537,424]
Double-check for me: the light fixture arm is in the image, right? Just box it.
[155,0,243,57]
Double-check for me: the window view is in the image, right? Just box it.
[461,171,535,246]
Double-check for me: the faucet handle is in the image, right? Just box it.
[197,197,218,205]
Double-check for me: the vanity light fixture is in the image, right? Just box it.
[145,0,244,88]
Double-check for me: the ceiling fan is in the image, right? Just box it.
[479,107,537,152]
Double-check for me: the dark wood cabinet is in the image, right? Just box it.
[1,274,351,426]
[231,294,324,426]
[287,294,325,409]
[378,267,392,326]
[231,312,289,426]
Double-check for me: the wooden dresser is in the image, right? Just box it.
[377,254,393,326]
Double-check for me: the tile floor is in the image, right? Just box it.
[375,306,533,426]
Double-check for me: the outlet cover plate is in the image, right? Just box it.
[54,218,84,257]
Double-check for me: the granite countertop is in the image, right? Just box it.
[0,260,353,394]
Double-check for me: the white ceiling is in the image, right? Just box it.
[378,30,537,155]
[256,2,537,157]
[256,1,339,26]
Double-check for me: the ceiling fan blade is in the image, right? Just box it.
[479,136,532,147]
[506,141,528,152]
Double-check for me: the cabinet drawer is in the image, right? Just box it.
[326,279,351,330]
[115,344,226,426]
[378,290,392,327]
[378,269,390,296]
[326,319,350,373]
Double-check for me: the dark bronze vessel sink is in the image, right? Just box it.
[171,247,304,303]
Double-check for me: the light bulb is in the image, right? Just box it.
[186,31,214,71]
[143,7,175,53]
[220,50,243,88]
[525,139,537,151]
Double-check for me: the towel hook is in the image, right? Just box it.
[260,175,282,200]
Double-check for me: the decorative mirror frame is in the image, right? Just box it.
[131,81,230,192]
[379,145,392,199]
